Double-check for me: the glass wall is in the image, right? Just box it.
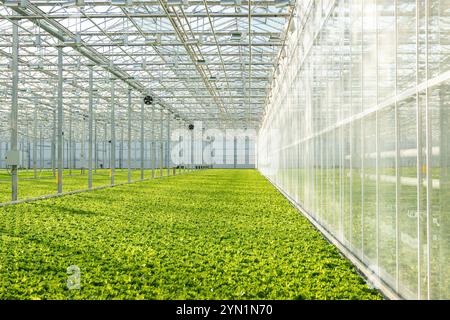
[257,0,450,299]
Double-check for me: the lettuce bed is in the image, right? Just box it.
[0,168,172,203]
[0,169,382,299]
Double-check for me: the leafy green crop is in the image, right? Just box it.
[0,168,173,203]
[0,169,382,300]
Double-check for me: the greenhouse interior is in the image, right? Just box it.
[0,0,449,302]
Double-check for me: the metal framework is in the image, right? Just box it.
[0,0,295,131]
[0,0,294,203]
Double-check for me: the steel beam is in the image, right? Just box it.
[111,80,116,184]
[10,22,18,201]
[33,103,37,178]
[140,98,145,180]
[52,109,56,177]
[151,103,155,179]
[166,113,170,177]
[4,13,290,19]
[160,108,164,178]
[88,67,93,189]
[127,88,132,183]
[57,46,63,193]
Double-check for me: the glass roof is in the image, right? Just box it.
[0,0,295,132]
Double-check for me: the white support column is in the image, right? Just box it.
[88,67,93,189]
[394,0,400,292]
[52,109,56,177]
[81,115,86,173]
[120,125,124,169]
[191,127,194,171]
[94,117,97,173]
[160,108,164,177]
[424,0,431,299]
[33,103,38,179]
[10,22,19,201]
[104,122,107,170]
[110,80,116,185]
[127,89,132,183]
[167,113,170,177]
[39,125,43,170]
[133,131,137,172]
[186,122,189,173]
[57,46,64,194]
[151,103,155,178]
[140,98,145,180]
[25,121,29,170]
[69,110,72,175]
[415,0,423,298]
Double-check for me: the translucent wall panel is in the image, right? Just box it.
[257,0,450,300]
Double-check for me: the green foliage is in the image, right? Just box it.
[0,170,382,300]
[0,168,170,203]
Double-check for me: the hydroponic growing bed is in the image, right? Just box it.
[0,170,381,300]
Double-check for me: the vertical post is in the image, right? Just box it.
[88,67,93,189]
[140,98,145,180]
[11,22,19,201]
[57,46,63,194]
[39,126,43,170]
[202,127,205,168]
[424,1,431,299]
[69,111,72,175]
[223,130,226,170]
[120,125,124,169]
[133,134,137,172]
[94,117,97,173]
[127,88,132,183]
[65,132,68,169]
[185,122,189,173]
[167,113,170,177]
[33,103,37,178]
[151,103,155,178]
[394,0,400,292]
[26,121,29,169]
[52,109,56,177]
[191,126,194,171]
[104,122,107,170]
[19,138,22,169]
[81,115,85,173]
[179,122,182,173]
[110,80,116,185]
[21,138,24,169]
[415,0,422,298]
[160,108,164,177]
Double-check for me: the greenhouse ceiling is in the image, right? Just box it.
[0,0,295,129]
